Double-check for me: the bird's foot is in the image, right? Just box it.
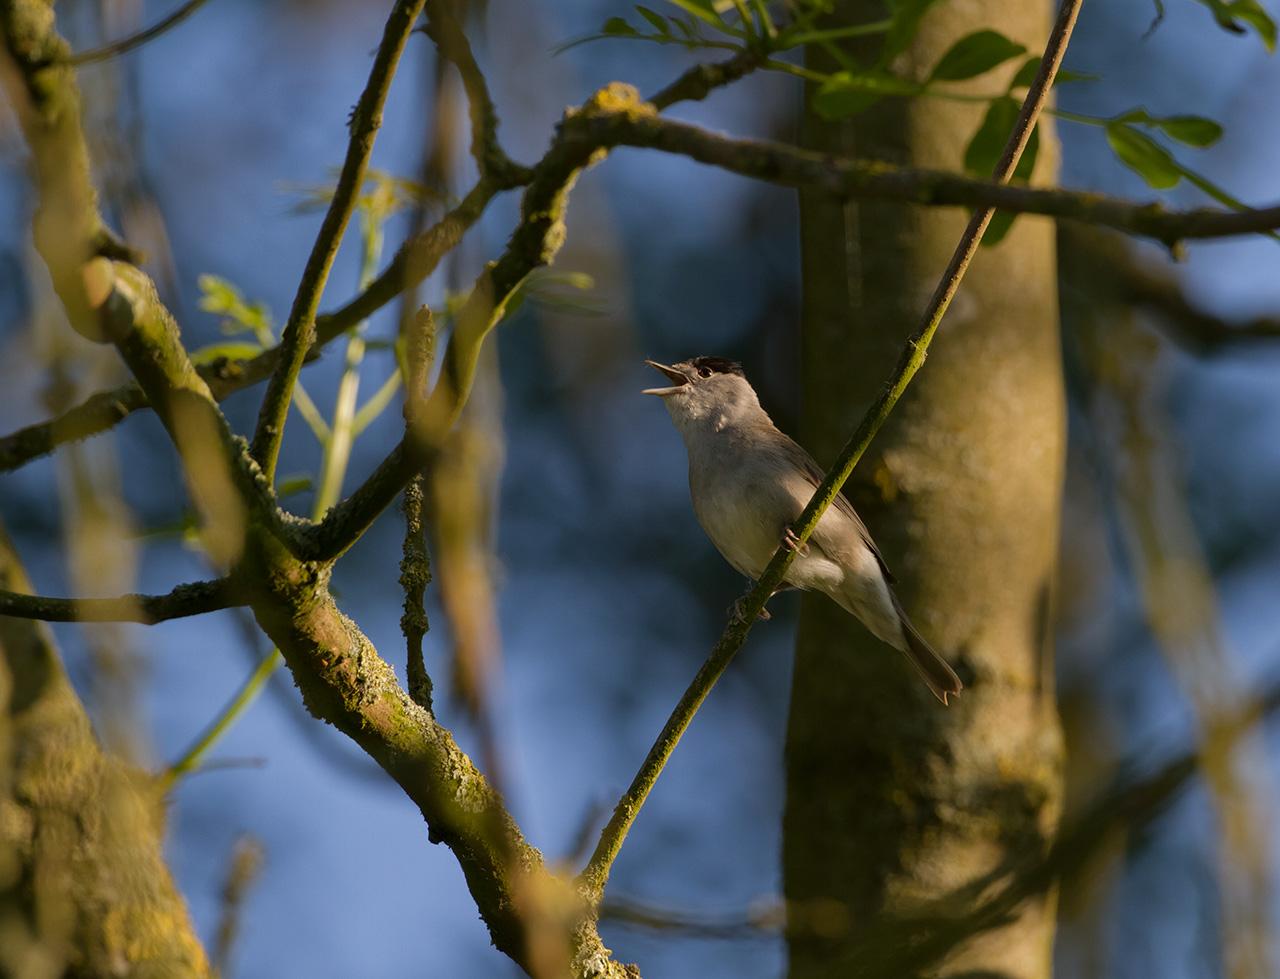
[781,526,807,554]
[729,596,771,623]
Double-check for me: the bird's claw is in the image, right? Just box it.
[782,526,806,554]
[729,597,771,623]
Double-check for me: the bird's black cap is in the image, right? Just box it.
[689,356,745,377]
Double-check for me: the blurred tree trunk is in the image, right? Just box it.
[0,521,209,978]
[783,3,1066,977]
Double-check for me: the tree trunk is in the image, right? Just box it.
[783,3,1066,977]
[0,521,210,978]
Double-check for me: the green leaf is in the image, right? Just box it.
[636,6,671,33]
[1196,0,1276,50]
[189,341,264,366]
[276,474,314,498]
[882,0,940,63]
[1116,109,1223,148]
[663,0,728,29]
[813,70,919,119]
[1009,55,1098,89]
[602,16,638,36]
[966,100,1039,247]
[1154,115,1223,147]
[929,29,1025,82]
[979,123,1038,247]
[964,97,1018,176]
[1105,123,1182,189]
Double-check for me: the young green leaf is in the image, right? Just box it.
[636,6,672,34]
[1195,0,1276,51]
[1010,55,1098,89]
[1113,108,1224,148]
[964,97,1019,176]
[189,341,264,366]
[882,0,940,64]
[814,70,919,119]
[1106,123,1182,189]
[1154,115,1223,147]
[603,16,639,36]
[664,0,729,29]
[929,29,1025,82]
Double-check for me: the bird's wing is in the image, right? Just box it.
[776,434,896,585]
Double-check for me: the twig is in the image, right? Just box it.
[212,835,265,977]
[0,576,237,624]
[249,0,427,483]
[648,48,764,110]
[399,306,437,710]
[67,0,209,66]
[159,649,280,790]
[423,0,530,184]
[577,0,1086,904]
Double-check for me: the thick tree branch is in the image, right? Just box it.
[578,0,1084,904]
[0,576,236,624]
[249,0,427,483]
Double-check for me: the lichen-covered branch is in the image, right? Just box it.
[578,0,1084,904]
[0,576,237,624]
[249,0,427,483]
[563,108,1280,248]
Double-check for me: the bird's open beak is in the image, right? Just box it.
[642,360,690,396]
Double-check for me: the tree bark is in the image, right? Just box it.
[784,3,1066,977]
[0,521,210,978]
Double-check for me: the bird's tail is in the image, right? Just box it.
[892,597,963,706]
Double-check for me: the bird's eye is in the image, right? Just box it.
[698,367,712,378]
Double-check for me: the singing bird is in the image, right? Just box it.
[644,356,962,705]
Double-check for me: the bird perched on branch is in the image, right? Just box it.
[643,356,962,705]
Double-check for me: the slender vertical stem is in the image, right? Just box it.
[249,0,426,483]
[159,648,280,791]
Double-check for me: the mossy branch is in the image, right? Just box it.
[577,0,1086,904]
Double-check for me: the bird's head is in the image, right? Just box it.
[643,356,763,433]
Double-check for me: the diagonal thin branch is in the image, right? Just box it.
[249,0,427,483]
[0,576,238,624]
[577,0,1086,904]
[648,47,764,110]
[67,0,209,66]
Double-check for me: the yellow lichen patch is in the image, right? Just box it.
[577,82,655,122]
